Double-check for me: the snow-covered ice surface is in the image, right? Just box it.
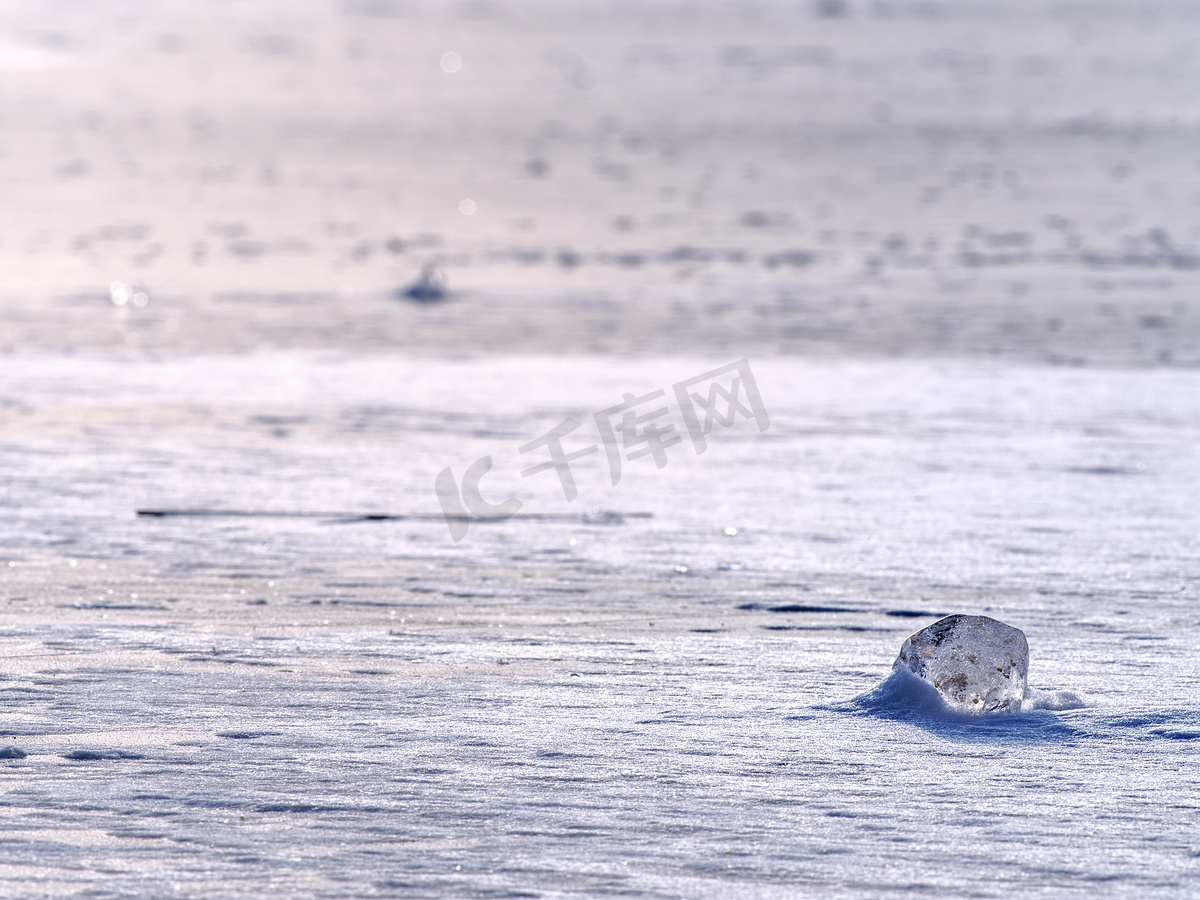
[3,0,1200,894]
[1,354,1199,898]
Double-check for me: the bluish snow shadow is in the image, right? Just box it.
[1090,709,1200,742]
[823,668,1200,749]
[830,667,1084,745]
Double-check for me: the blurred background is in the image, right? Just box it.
[2,0,1198,362]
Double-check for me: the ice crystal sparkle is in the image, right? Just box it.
[895,615,1029,714]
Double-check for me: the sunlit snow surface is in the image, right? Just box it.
[1,354,1199,897]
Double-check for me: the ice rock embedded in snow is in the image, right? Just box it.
[895,615,1028,714]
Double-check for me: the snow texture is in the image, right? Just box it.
[3,355,1200,899]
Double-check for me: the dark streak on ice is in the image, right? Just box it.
[738,603,855,613]
[64,749,146,760]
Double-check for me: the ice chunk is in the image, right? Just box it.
[895,614,1028,714]
[399,264,446,302]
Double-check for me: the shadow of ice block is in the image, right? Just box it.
[895,614,1028,714]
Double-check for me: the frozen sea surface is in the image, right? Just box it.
[1,353,1199,897]
[4,0,1200,893]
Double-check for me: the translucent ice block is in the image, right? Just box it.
[895,614,1029,714]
